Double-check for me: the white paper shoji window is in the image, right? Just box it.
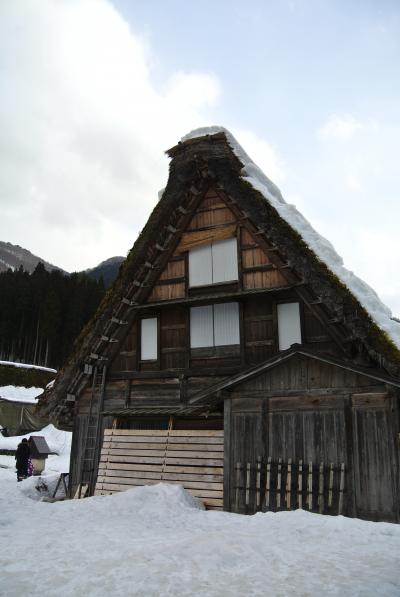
[190,302,240,348]
[277,302,302,350]
[141,318,158,360]
[189,238,238,287]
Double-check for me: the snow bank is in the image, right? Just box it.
[0,476,399,596]
[0,385,43,403]
[101,482,204,516]
[182,127,400,349]
[17,473,63,501]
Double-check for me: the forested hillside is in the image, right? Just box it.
[0,263,105,369]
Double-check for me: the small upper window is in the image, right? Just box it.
[277,302,302,350]
[189,238,238,287]
[141,318,158,360]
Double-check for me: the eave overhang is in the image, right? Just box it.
[188,345,400,406]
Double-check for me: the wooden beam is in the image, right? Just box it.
[133,284,299,310]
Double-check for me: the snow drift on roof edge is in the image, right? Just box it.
[182,126,400,349]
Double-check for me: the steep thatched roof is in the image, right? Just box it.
[38,129,400,429]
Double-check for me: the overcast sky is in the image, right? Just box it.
[1,0,399,316]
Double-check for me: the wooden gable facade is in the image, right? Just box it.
[43,131,400,521]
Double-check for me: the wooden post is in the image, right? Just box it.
[235,462,242,513]
[307,461,313,511]
[328,463,334,508]
[298,459,303,509]
[277,458,282,510]
[265,456,271,511]
[256,457,261,510]
[338,463,345,515]
[318,462,324,514]
[286,458,292,510]
[245,462,251,508]
[223,400,232,512]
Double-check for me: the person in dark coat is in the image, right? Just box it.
[15,438,30,481]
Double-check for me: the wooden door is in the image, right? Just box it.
[352,397,399,521]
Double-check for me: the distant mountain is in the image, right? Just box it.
[85,256,125,288]
[0,241,65,274]
[0,240,124,289]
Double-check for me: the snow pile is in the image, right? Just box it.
[0,385,43,404]
[17,473,63,501]
[182,127,400,349]
[0,475,399,597]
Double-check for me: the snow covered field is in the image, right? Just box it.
[0,434,399,596]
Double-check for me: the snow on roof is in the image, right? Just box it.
[182,127,400,350]
[0,386,43,404]
[0,361,57,374]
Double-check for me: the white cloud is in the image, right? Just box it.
[316,114,376,140]
[344,173,362,192]
[231,129,286,184]
[281,108,400,316]
[0,0,222,271]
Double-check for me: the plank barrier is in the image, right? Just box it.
[95,429,224,509]
[234,457,346,515]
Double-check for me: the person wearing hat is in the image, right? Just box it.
[15,438,30,482]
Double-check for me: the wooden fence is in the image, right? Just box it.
[95,428,224,509]
[234,458,346,516]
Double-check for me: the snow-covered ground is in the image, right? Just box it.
[0,385,43,403]
[0,434,399,597]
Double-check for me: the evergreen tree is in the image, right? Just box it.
[0,264,105,369]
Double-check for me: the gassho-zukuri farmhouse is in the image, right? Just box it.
[38,127,400,522]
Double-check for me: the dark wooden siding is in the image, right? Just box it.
[69,414,88,496]
[160,307,187,370]
[243,297,275,364]
[352,394,399,521]
[224,357,399,521]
